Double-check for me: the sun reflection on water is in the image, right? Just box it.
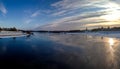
[108,38,115,46]
[107,38,118,69]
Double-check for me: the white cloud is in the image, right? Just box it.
[51,10,67,16]
[0,2,7,15]
[36,0,120,30]
[110,0,120,4]
[37,12,107,30]
[51,0,107,16]
[31,10,40,17]
[25,19,33,24]
[23,9,41,25]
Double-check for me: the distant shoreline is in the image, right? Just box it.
[0,31,27,38]
[66,31,120,39]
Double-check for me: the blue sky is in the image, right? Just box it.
[0,0,120,30]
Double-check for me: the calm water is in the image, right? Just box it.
[0,33,120,69]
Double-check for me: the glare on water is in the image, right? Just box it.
[108,38,115,46]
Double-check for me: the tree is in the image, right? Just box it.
[11,27,17,31]
[0,27,2,31]
[101,26,103,30]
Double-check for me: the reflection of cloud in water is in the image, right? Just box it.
[48,34,105,47]
[46,34,120,69]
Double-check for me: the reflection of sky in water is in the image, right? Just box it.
[0,33,120,69]
[45,33,120,69]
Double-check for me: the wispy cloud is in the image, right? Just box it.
[50,0,106,16]
[31,10,40,17]
[37,12,108,30]
[0,2,7,15]
[37,0,120,30]
[24,9,41,24]
[25,19,33,24]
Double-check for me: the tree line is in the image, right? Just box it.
[0,27,17,31]
[34,26,120,33]
[91,26,120,32]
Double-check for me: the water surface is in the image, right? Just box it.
[0,33,120,69]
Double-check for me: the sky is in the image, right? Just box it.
[0,0,120,30]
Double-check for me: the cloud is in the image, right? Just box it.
[37,13,109,30]
[36,0,120,30]
[51,0,107,16]
[25,19,33,24]
[23,9,41,25]
[31,10,40,17]
[110,0,120,4]
[0,2,7,15]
